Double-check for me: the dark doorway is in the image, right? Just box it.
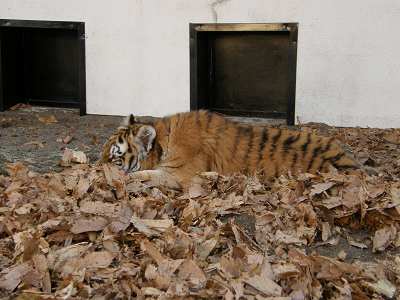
[0,20,86,115]
[190,23,297,125]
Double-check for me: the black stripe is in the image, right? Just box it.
[205,112,213,131]
[301,133,312,158]
[307,145,322,172]
[232,127,241,155]
[273,164,279,178]
[162,118,170,133]
[329,152,345,162]
[243,127,254,174]
[269,129,282,159]
[291,152,298,170]
[233,126,251,161]
[283,134,300,152]
[258,128,269,163]
[319,137,335,157]
[215,118,227,152]
[195,111,201,128]
[155,142,163,162]
[128,155,135,170]
[316,157,329,172]
[206,157,212,171]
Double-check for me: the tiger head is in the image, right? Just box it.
[102,114,156,173]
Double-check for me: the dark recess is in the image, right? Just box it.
[0,19,86,115]
[190,23,298,125]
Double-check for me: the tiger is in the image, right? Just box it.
[101,110,361,189]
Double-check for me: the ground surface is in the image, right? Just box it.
[0,106,400,299]
[0,106,121,175]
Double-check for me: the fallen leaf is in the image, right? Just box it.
[131,217,173,237]
[365,279,396,298]
[38,115,58,124]
[188,182,206,198]
[60,148,88,166]
[140,239,167,265]
[63,135,73,144]
[383,131,400,145]
[47,243,89,273]
[337,250,347,261]
[373,226,396,252]
[196,236,219,260]
[80,251,115,269]
[321,222,331,242]
[244,274,282,296]
[310,182,335,197]
[177,259,207,289]
[23,141,44,148]
[70,217,108,234]
[9,103,31,110]
[0,262,33,291]
[275,230,306,245]
[32,254,51,293]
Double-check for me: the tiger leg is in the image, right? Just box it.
[128,169,181,190]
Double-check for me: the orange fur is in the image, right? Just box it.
[102,111,360,188]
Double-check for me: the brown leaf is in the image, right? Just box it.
[365,279,396,298]
[272,264,299,279]
[47,243,89,273]
[62,135,73,144]
[80,251,115,269]
[310,182,335,197]
[196,236,219,260]
[383,131,400,145]
[275,230,306,245]
[321,222,331,242]
[177,259,207,289]
[32,254,51,293]
[23,141,44,148]
[38,115,58,124]
[60,148,88,166]
[70,216,108,234]
[75,176,90,198]
[373,226,397,252]
[140,239,167,265]
[131,217,173,237]
[9,103,31,110]
[188,182,206,198]
[244,274,282,297]
[0,262,33,291]
[79,200,121,218]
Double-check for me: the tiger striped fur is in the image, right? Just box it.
[101,110,360,189]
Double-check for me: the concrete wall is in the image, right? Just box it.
[1,0,400,128]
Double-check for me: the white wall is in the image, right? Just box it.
[1,0,400,128]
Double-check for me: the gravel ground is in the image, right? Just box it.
[0,107,122,174]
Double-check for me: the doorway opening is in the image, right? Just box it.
[0,19,86,115]
[190,23,298,125]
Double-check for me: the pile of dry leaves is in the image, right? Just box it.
[1,151,399,299]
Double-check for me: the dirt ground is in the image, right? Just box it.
[0,107,121,175]
[1,106,400,296]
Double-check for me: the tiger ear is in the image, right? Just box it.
[135,125,156,153]
[122,114,136,127]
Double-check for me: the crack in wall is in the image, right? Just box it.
[210,0,231,22]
